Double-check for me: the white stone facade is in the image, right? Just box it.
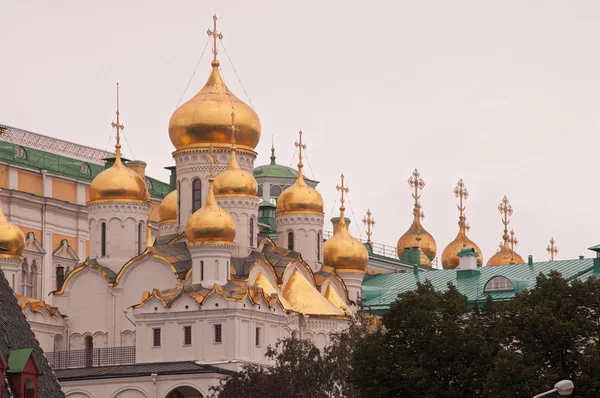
[216,195,259,257]
[276,212,324,272]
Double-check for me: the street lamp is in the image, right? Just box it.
[532,380,574,397]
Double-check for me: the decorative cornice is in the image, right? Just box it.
[172,143,257,158]
[88,201,150,214]
[276,212,324,226]
[216,196,259,209]
[187,240,236,248]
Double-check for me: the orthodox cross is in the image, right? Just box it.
[336,173,349,208]
[228,111,239,145]
[294,130,306,166]
[508,229,519,263]
[207,14,223,62]
[204,144,218,178]
[111,83,124,157]
[547,237,558,261]
[453,179,469,229]
[362,209,375,245]
[408,168,425,219]
[497,196,513,243]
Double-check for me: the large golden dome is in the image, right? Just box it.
[88,153,148,205]
[159,190,177,223]
[214,146,258,197]
[323,207,368,271]
[186,177,236,245]
[396,206,436,265]
[441,220,483,269]
[169,60,261,151]
[487,243,524,266]
[277,163,323,215]
[0,199,25,258]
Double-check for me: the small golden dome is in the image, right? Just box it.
[186,177,236,245]
[159,191,177,223]
[277,164,323,215]
[396,206,437,265]
[88,156,148,205]
[441,220,483,269]
[0,199,25,258]
[214,146,258,197]
[487,243,524,266]
[169,61,261,151]
[323,203,368,271]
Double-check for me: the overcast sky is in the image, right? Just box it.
[2,1,599,264]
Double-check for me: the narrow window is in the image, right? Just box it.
[317,232,321,261]
[200,260,204,281]
[192,179,202,212]
[255,327,261,347]
[184,326,192,346]
[287,231,294,251]
[101,222,107,256]
[177,181,181,225]
[152,328,161,347]
[249,218,254,247]
[214,324,222,343]
[84,335,93,367]
[138,222,143,254]
[24,379,35,398]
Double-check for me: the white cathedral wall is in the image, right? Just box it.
[216,196,259,257]
[276,213,324,272]
[25,310,66,353]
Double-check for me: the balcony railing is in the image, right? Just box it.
[323,230,398,259]
[47,346,135,369]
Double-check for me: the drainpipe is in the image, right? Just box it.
[108,285,116,347]
[151,373,158,398]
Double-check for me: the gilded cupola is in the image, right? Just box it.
[0,196,25,258]
[276,131,324,215]
[487,196,524,266]
[186,146,236,245]
[441,179,483,269]
[396,169,436,265]
[88,84,149,205]
[323,174,368,271]
[213,113,258,197]
[169,15,261,152]
[159,190,177,223]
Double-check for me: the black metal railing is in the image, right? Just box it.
[47,346,135,369]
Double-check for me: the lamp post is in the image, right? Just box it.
[532,380,574,397]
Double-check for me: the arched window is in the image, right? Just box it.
[484,276,514,292]
[257,185,263,198]
[177,181,181,225]
[79,163,90,174]
[270,185,282,198]
[30,261,38,299]
[101,222,107,257]
[84,336,94,367]
[200,261,204,281]
[249,218,254,247]
[138,222,143,255]
[192,179,202,212]
[288,231,294,251]
[317,231,321,261]
[24,379,35,398]
[21,259,29,296]
[15,146,27,159]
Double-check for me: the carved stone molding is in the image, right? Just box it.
[88,202,150,214]
[216,196,259,210]
[276,213,324,226]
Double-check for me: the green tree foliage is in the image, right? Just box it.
[352,271,600,397]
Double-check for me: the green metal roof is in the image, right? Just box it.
[0,141,170,199]
[362,257,598,314]
[7,348,34,373]
[253,147,317,183]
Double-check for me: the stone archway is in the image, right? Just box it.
[165,386,203,398]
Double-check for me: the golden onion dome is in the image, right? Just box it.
[0,198,25,258]
[169,60,261,151]
[487,243,524,266]
[277,162,323,215]
[441,219,483,269]
[186,177,236,245]
[159,190,177,223]
[214,146,258,197]
[323,207,368,271]
[88,156,148,205]
[396,205,436,265]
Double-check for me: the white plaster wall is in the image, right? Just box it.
[216,196,259,257]
[189,245,234,285]
[276,213,324,272]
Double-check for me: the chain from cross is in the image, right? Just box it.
[547,237,558,261]
[111,83,124,154]
[294,130,306,166]
[207,14,223,62]
[228,111,239,146]
[204,144,219,178]
[362,208,375,244]
[336,173,349,208]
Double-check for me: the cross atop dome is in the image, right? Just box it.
[207,14,223,63]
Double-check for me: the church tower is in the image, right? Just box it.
[168,15,261,233]
[186,146,236,286]
[0,196,25,290]
[323,174,368,310]
[87,84,150,272]
[276,131,324,271]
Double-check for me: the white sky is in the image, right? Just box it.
[2,1,599,264]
